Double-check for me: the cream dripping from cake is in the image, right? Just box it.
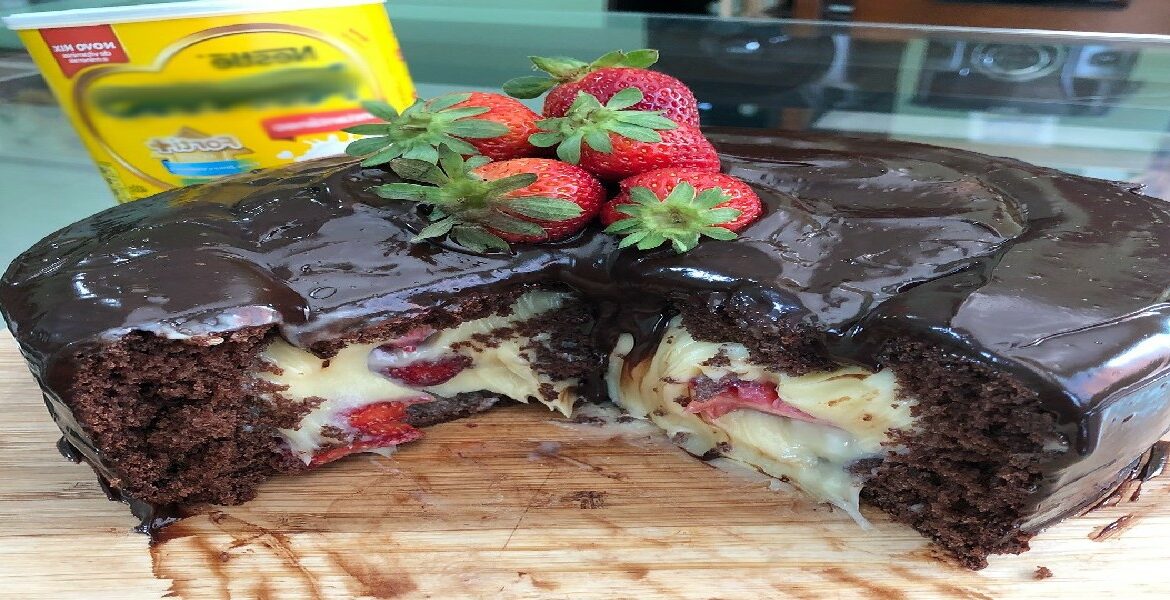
[255,290,577,465]
[607,318,915,522]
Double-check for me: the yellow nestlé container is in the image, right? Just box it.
[4,0,415,202]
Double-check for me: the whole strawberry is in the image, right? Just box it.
[344,92,541,165]
[504,49,700,127]
[602,169,764,253]
[373,148,603,252]
[472,158,605,242]
[530,88,719,181]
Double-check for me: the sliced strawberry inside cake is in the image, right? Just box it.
[608,317,914,524]
[255,290,589,466]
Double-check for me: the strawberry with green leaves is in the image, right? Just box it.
[504,49,700,127]
[373,148,604,253]
[602,169,764,253]
[530,88,719,181]
[344,92,542,165]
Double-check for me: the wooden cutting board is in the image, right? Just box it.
[2,330,1169,599]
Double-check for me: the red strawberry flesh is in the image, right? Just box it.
[309,426,422,467]
[347,401,409,435]
[384,354,472,387]
[579,124,719,181]
[454,92,544,161]
[308,400,430,467]
[686,376,820,423]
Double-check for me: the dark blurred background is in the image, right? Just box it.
[612,1,1168,35]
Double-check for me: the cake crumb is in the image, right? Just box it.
[1033,566,1053,580]
[564,490,607,509]
[571,414,607,426]
[702,349,731,367]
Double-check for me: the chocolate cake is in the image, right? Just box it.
[4,129,1170,569]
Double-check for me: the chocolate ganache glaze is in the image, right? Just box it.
[3,129,1170,535]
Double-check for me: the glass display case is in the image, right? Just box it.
[2,2,1169,270]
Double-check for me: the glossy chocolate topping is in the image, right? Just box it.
[4,129,1170,530]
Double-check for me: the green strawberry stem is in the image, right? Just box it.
[343,93,509,167]
[503,49,659,98]
[371,147,583,253]
[529,88,676,164]
[604,183,741,253]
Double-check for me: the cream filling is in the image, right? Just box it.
[256,290,577,463]
[607,317,915,522]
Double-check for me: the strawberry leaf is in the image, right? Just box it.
[528,132,562,148]
[445,119,511,138]
[345,136,394,156]
[452,225,509,253]
[531,89,676,164]
[694,188,730,209]
[343,93,507,167]
[437,106,492,120]
[603,183,742,253]
[402,144,440,163]
[670,231,700,253]
[361,146,405,167]
[629,186,662,206]
[606,87,644,110]
[530,55,588,76]
[636,232,667,250]
[413,217,456,241]
[603,217,640,233]
[622,49,659,68]
[440,137,481,156]
[700,226,739,240]
[611,112,676,128]
[506,197,584,220]
[483,213,546,237]
[556,131,586,164]
[427,92,472,112]
[343,123,394,136]
[361,100,399,121]
[584,129,613,154]
[591,50,627,69]
[482,173,538,194]
[607,122,662,143]
[702,208,743,225]
[502,76,556,99]
[465,155,492,169]
[617,230,647,249]
[390,159,447,186]
[373,182,447,203]
[568,91,603,114]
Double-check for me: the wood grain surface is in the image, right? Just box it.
[1,331,1168,599]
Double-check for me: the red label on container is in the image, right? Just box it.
[39,25,129,78]
[262,108,381,140]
